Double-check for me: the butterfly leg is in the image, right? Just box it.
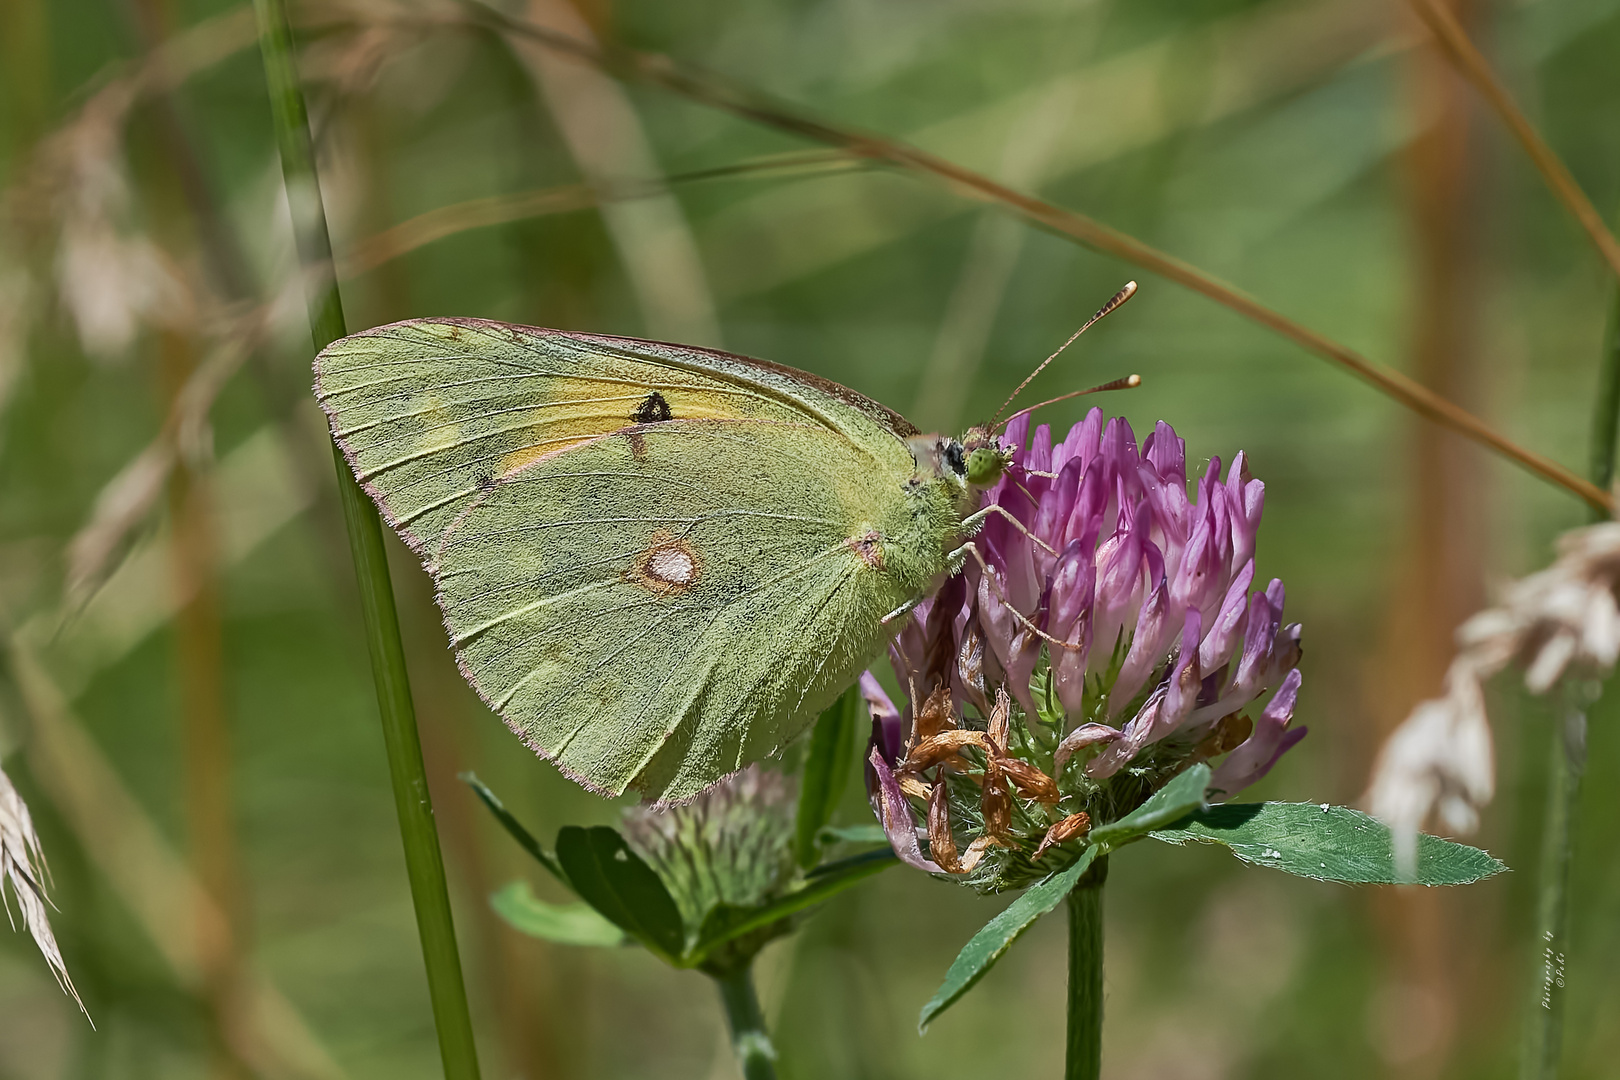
[947,541,1083,652]
[958,503,1061,558]
[881,597,924,625]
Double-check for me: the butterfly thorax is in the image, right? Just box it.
[877,434,1010,592]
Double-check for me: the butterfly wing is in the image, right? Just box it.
[314,318,917,562]
[316,319,934,802]
[436,418,920,802]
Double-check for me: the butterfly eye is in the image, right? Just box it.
[965,445,1008,487]
[943,440,967,477]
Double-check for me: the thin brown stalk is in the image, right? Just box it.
[127,6,258,100]
[338,150,855,280]
[124,4,252,1059]
[1407,0,1620,282]
[1368,9,1486,1069]
[466,2,1609,513]
[340,183,595,279]
[513,0,720,345]
[160,327,247,1080]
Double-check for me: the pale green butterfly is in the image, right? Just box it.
[315,285,1135,804]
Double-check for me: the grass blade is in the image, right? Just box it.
[250,2,482,1076]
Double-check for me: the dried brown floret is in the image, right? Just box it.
[898,773,933,803]
[903,729,991,771]
[911,686,955,744]
[1032,812,1092,859]
[927,780,962,873]
[981,756,1012,840]
[954,835,1001,874]
[986,688,1011,752]
[998,757,1061,804]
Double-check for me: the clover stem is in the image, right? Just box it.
[713,966,778,1080]
[1065,860,1107,1080]
[1521,688,1591,1080]
[251,1,481,1077]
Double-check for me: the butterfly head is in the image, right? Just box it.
[906,429,1011,514]
[960,426,1013,489]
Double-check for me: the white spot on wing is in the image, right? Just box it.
[648,547,695,585]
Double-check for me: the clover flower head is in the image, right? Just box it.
[622,765,797,930]
[867,411,1305,888]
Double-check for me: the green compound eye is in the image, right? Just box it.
[965,445,1009,488]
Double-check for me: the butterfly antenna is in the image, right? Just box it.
[989,280,1138,430]
[1000,373,1142,428]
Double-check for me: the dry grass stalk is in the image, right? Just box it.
[6,633,348,1080]
[33,80,192,362]
[63,308,273,610]
[337,150,856,279]
[340,183,596,278]
[467,1,1608,513]
[0,760,87,1020]
[20,0,1597,508]
[1368,523,1620,860]
[1407,0,1620,281]
[0,5,255,349]
[513,0,721,346]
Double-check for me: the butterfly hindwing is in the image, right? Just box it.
[434,418,917,802]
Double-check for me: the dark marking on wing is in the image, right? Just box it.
[633,390,674,423]
[625,531,703,596]
[555,328,921,439]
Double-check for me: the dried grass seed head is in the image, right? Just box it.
[1368,520,1620,854]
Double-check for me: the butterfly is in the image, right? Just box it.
[315,286,1134,804]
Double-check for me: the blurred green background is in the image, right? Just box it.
[0,0,1616,1077]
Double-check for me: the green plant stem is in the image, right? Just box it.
[1523,258,1620,1080]
[1065,869,1106,1080]
[1522,692,1588,1080]
[1589,287,1620,501]
[250,2,481,1077]
[712,966,778,1080]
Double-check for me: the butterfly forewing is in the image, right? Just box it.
[315,319,913,562]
